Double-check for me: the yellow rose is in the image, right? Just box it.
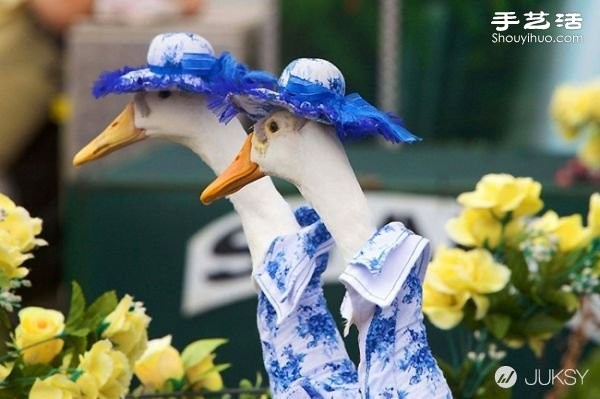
[446,208,502,248]
[579,130,600,171]
[0,243,30,280]
[29,374,80,399]
[531,211,590,252]
[102,295,151,362]
[15,307,64,365]
[0,194,46,254]
[182,338,228,391]
[589,193,600,236]
[423,281,469,330]
[187,354,224,390]
[551,84,594,139]
[134,335,184,391]
[445,208,522,248]
[0,362,13,383]
[79,340,113,388]
[78,340,132,399]
[74,373,99,399]
[100,349,132,399]
[424,247,511,324]
[458,174,543,217]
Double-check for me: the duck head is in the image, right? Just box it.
[73,91,214,166]
[201,58,349,204]
[200,110,348,204]
[73,32,243,168]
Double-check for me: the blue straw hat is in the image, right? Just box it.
[217,58,420,144]
[91,32,277,100]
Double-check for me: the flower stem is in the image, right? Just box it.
[0,334,64,363]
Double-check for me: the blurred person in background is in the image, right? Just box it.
[0,0,201,303]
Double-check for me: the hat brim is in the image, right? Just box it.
[92,66,212,98]
[228,88,421,144]
[229,89,332,125]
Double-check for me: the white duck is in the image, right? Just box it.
[201,58,452,398]
[74,92,298,269]
[74,33,360,398]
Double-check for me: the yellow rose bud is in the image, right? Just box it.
[78,340,133,399]
[186,354,223,391]
[588,193,600,236]
[0,362,13,383]
[29,374,79,399]
[422,282,469,330]
[0,243,30,280]
[551,85,594,139]
[578,130,600,171]
[555,215,591,251]
[446,208,503,248]
[458,174,543,217]
[15,307,64,365]
[79,340,114,388]
[102,294,151,362]
[0,194,46,254]
[100,349,132,399]
[424,247,510,325]
[134,335,184,391]
[75,373,99,399]
[182,339,228,391]
[532,211,590,252]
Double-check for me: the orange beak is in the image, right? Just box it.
[200,133,265,204]
[73,102,146,166]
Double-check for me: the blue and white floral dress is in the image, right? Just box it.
[340,223,452,398]
[255,207,360,398]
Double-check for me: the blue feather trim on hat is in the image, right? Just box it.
[91,52,276,102]
[91,32,278,110]
[215,58,420,144]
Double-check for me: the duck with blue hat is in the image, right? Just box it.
[73,33,361,398]
[202,58,452,398]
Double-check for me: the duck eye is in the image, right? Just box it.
[158,90,172,99]
[268,120,279,134]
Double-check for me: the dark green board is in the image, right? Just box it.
[64,143,595,395]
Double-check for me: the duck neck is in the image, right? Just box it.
[295,131,377,263]
[177,118,299,267]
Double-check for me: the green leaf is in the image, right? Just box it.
[62,335,87,367]
[66,328,91,338]
[512,312,565,337]
[191,363,231,380]
[20,363,54,379]
[503,247,529,292]
[239,378,253,389]
[484,313,511,340]
[0,270,10,290]
[0,390,21,399]
[181,338,228,368]
[542,289,579,314]
[81,290,118,332]
[254,372,263,388]
[64,282,86,334]
[0,308,11,330]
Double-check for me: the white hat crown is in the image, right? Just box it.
[278,58,346,96]
[146,33,215,68]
